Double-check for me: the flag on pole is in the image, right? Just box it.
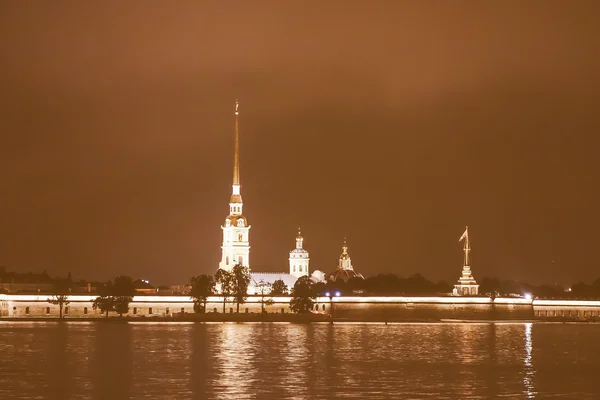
[459,227,468,242]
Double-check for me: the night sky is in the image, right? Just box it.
[1,2,599,285]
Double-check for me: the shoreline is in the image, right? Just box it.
[1,316,597,324]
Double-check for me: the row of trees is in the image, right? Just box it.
[478,277,600,299]
[314,274,453,296]
[189,265,289,313]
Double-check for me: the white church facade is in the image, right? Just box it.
[217,101,325,295]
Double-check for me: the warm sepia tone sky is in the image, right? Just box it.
[0,2,599,285]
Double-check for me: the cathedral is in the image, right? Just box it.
[217,101,326,294]
[328,239,364,282]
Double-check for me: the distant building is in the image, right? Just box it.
[328,239,364,283]
[453,226,479,296]
[133,279,158,294]
[0,267,54,293]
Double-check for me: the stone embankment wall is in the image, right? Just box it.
[330,298,533,321]
[0,295,303,318]
[2,294,600,321]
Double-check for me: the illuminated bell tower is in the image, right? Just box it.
[289,229,309,278]
[218,100,250,272]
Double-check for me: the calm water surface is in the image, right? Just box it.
[0,321,598,399]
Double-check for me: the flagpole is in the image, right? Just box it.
[463,226,470,266]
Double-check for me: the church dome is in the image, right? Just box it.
[328,238,364,282]
[310,270,326,283]
[329,269,364,283]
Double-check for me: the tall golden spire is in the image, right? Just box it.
[233,99,240,186]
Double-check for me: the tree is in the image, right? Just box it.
[215,268,234,313]
[256,280,274,313]
[271,279,288,295]
[48,278,71,319]
[112,276,136,316]
[290,276,315,314]
[93,296,114,318]
[232,264,251,313]
[92,276,136,317]
[190,275,215,313]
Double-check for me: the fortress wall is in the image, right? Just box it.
[2,294,600,321]
[532,300,600,321]
[1,295,303,318]
[331,302,492,321]
[490,303,535,320]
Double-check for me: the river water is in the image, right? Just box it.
[0,321,598,399]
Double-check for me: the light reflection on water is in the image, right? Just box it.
[523,323,536,399]
[0,322,599,399]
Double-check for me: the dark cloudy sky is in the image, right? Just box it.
[0,2,599,285]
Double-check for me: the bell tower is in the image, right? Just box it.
[289,229,309,278]
[218,100,250,271]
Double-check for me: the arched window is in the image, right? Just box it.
[293,265,296,272]
[64,307,69,315]
[238,233,243,241]
[133,307,137,315]
[149,307,153,315]
[213,308,217,313]
[46,307,50,314]
[238,256,243,265]
[245,308,249,313]
[25,307,29,315]
[181,308,185,314]
[229,308,233,313]
[226,256,229,264]
[84,307,88,315]
[299,266,303,272]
